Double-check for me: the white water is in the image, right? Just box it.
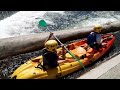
[0,11,120,39]
[73,18,117,29]
[0,11,64,39]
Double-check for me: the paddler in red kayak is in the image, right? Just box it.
[87,24,107,51]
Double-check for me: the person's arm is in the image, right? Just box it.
[44,32,54,43]
[57,44,67,60]
[61,45,66,59]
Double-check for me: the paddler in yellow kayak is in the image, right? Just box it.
[40,32,59,70]
[39,31,66,70]
[38,20,64,70]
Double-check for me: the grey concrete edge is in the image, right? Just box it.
[0,21,120,60]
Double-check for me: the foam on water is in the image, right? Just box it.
[0,11,65,39]
[73,17,118,28]
[0,11,120,39]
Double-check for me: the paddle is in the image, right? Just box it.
[39,20,86,71]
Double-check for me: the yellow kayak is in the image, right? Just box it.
[11,34,114,79]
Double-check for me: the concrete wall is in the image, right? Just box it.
[0,21,120,60]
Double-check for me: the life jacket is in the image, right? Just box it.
[42,48,58,67]
[87,32,97,45]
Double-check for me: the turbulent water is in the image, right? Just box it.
[0,11,17,20]
[1,11,120,79]
[0,11,120,39]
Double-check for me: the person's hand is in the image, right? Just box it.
[50,32,54,37]
[61,44,65,47]
[93,42,97,44]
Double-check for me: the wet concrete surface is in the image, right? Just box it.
[77,50,120,79]
[98,62,120,79]
[97,58,120,79]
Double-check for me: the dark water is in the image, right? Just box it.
[43,11,119,31]
[45,11,120,29]
[0,11,18,20]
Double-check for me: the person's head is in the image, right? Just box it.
[45,40,58,52]
[93,25,102,33]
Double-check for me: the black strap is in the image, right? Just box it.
[35,62,43,69]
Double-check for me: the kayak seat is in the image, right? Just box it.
[65,46,87,59]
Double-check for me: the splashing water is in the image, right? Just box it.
[0,11,120,39]
[0,11,64,39]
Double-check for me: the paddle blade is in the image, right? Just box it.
[39,20,47,27]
